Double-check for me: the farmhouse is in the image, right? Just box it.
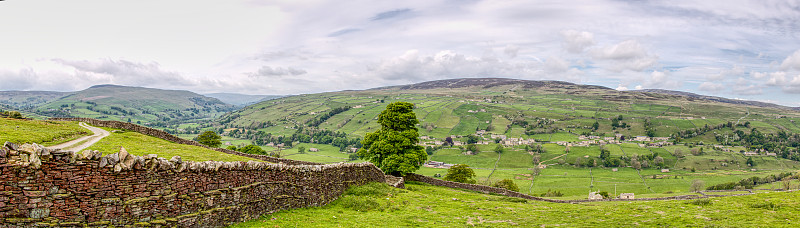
[588,192,604,200]
[743,151,758,156]
[308,148,319,152]
[619,193,635,199]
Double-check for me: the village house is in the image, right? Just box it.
[420,136,430,140]
[588,192,604,200]
[633,136,651,141]
[743,151,758,156]
[767,152,777,156]
[491,134,507,140]
[619,193,635,199]
[308,148,319,152]
[653,137,671,141]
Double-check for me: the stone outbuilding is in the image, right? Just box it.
[619,193,634,199]
[588,192,604,200]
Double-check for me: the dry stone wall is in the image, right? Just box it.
[0,142,386,227]
[48,118,319,165]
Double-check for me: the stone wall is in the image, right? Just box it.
[0,142,386,227]
[48,118,320,165]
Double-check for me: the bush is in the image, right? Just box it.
[598,191,610,199]
[540,189,564,197]
[491,179,520,192]
[690,179,705,192]
[238,145,266,155]
[8,111,23,119]
[444,164,477,184]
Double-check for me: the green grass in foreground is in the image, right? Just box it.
[87,128,258,162]
[233,182,800,227]
[0,118,88,146]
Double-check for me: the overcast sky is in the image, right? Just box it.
[1,0,800,106]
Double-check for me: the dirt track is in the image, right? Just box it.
[47,122,110,152]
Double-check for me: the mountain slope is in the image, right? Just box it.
[633,89,797,110]
[0,91,70,109]
[36,84,234,127]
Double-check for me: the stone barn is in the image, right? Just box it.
[619,193,634,199]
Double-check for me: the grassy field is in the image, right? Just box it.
[0,118,88,146]
[86,128,257,162]
[234,181,800,227]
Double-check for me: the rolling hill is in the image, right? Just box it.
[33,85,235,129]
[206,78,800,198]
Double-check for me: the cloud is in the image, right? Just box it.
[731,77,763,95]
[764,71,787,86]
[52,58,195,87]
[590,40,658,72]
[707,65,745,81]
[371,8,412,21]
[249,66,307,77]
[642,70,681,89]
[504,44,520,58]
[698,82,724,93]
[785,74,800,93]
[781,49,800,71]
[366,49,583,82]
[561,30,594,54]
[615,84,628,91]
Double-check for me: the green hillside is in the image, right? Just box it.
[34,85,235,130]
[0,91,69,109]
[235,181,800,227]
[208,78,800,198]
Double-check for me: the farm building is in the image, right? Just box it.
[619,193,634,199]
[308,148,319,152]
[588,192,604,200]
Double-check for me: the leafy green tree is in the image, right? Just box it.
[444,164,476,184]
[297,146,306,153]
[746,157,755,166]
[8,111,23,119]
[592,121,599,131]
[226,145,237,151]
[195,131,221,147]
[690,179,705,192]
[357,102,427,176]
[494,144,504,154]
[238,145,265,155]
[492,179,520,192]
[466,144,478,153]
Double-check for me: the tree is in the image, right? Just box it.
[297,146,305,154]
[444,137,454,146]
[8,111,23,119]
[466,144,479,154]
[746,157,755,167]
[494,144,504,154]
[357,102,427,176]
[690,179,705,192]
[492,179,520,192]
[238,144,265,155]
[444,164,476,184]
[592,121,599,131]
[195,131,221,148]
[673,148,684,158]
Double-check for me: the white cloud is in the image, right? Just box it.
[504,45,520,58]
[561,30,595,54]
[641,70,681,89]
[781,49,800,71]
[785,74,800,94]
[590,40,658,72]
[249,66,307,77]
[698,82,724,93]
[615,84,628,91]
[764,71,787,86]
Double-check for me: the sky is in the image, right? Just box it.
[1,0,800,106]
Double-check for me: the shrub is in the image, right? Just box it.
[598,191,610,199]
[540,189,564,197]
[444,164,476,184]
[491,179,520,192]
[690,179,705,192]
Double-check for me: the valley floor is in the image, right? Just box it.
[233,182,800,227]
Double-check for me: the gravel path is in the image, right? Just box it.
[47,122,110,152]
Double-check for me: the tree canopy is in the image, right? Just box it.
[444,164,476,184]
[195,131,222,148]
[357,102,427,176]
